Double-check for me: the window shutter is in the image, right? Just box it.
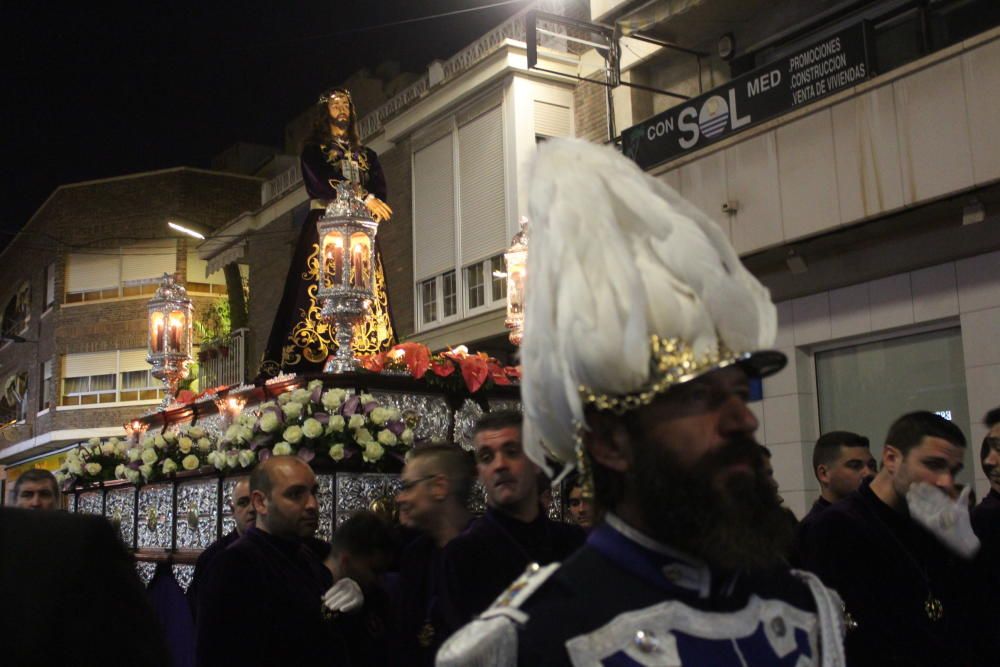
[63,351,118,378]
[534,100,571,138]
[122,241,176,284]
[118,349,150,373]
[413,134,457,281]
[459,105,507,266]
[65,253,119,292]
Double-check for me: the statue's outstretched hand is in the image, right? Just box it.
[365,196,392,222]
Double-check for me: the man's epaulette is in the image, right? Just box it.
[436,562,560,667]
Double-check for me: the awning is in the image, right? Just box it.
[206,240,247,277]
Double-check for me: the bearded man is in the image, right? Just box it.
[438,138,845,666]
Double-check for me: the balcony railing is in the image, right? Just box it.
[198,328,248,388]
[261,164,302,206]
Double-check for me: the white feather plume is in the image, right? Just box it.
[520,138,777,470]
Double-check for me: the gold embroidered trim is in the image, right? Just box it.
[579,335,745,415]
[282,242,395,368]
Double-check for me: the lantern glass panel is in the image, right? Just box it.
[349,233,372,290]
[322,231,346,288]
[167,310,186,352]
[149,311,165,353]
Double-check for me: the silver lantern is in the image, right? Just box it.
[504,217,529,346]
[316,180,379,373]
[146,273,193,407]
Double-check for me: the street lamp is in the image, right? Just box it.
[146,273,193,408]
[316,180,379,373]
[504,217,529,346]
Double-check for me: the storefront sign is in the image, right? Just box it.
[622,22,872,169]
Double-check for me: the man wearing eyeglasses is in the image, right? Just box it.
[439,411,585,634]
[394,444,475,666]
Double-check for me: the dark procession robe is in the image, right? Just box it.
[259,139,395,377]
[790,496,832,567]
[394,533,452,666]
[515,516,825,666]
[194,526,348,666]
[798,480,979,666]
[440,507,585,633]
[970,488,1000,661]
[186,529,240,617]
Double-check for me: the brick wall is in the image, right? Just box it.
[573,80,609,144]
[0,168,260,461]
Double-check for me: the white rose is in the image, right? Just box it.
[198,437,213,452]
[141,448,159,465]
[225,424,241,441]
[277,391,293,405]
[238,427,253,443]
[100,443,116,456]
[387,407,401,422]
[282,402,303,420]
[163,431,177,444]
[307,379,323,392]
[225,450,239,468]
[321,388,346,410]
[291,388,310,404]
[329,444,345,462]
[54,471,67,485]
[354,428,373,444]
[187,426,206,439]
[360,393,376,404]
[127,448,141,462]
[273,442,292,456]
[283,425,304,445]
[107,436,121,447]
[377,429,397,447]
[238,449,256,468]
[182,454,200,471]
[141,435,156,449]
[260,412,280,433]
[114,464,126,479]
[400,428,414,445]
[348,414,365,430]
[161,459,178,475]
[88,437,101,447]
[114,440,129,455]
[370,407,390,426]
[362,441,384,463]
[125,469,141,484]
[67,460,83,476]
[327,415,346,433]
[139,464,153,480]
[178,437,193,454]
[207,451,226,471]
[302,418,323,440]
[153,435,167,449]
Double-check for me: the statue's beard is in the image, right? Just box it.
[629,432,793,572]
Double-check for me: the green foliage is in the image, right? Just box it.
[194,297,231,349]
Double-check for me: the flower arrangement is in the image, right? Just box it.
[360,342,519,394]
[226,379,414,473]
[56,382,421,489]
[55,425,221,489]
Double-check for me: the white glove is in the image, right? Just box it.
[906,482,980,558]
[322,577,364,614]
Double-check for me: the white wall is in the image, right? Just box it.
[655,28,1000,256]
[758,249,1000,517]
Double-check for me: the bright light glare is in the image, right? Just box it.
[168,221,206,240]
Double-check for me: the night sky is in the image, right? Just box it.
[2,0,530,234]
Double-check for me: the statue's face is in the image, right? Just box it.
[327,95,351,124]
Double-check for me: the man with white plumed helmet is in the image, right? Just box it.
[438,138,846,666]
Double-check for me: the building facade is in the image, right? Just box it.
[0,168,261,493]
[591,0,1000,514]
